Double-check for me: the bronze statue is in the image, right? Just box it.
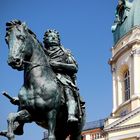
[43,29,82,122]
[111,0,132,32]
[0,20,85,140]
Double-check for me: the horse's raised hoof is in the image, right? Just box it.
[0,130,7,137]
[6,132,15,139]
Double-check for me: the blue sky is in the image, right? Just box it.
[0,0,117,140]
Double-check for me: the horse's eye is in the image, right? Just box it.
[17,35,25,41]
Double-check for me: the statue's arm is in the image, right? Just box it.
[50,61,78,73]
[50,47,78,73]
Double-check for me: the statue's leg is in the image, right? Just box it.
[70,129,82,140]
[0,109,32,140]
[65,87,78,122]
[0,130,8,137]
[55,131,67,140]
[55,134,66,140]
[70,118,85,140]
[7,112,19,140]
[0,112,19,140]
[13,109,32,135]
[47,109,57,140]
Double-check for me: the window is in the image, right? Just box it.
[124,70,130,101]
[120,110,128,117]
[81,135,86,140]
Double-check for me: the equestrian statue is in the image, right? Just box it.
[0,20,85,140]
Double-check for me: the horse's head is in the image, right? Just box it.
[5,20,34,70]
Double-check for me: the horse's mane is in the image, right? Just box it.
[5,19,42,47]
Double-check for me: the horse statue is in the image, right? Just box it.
[0,20,85,140]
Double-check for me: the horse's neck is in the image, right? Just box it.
[24,42,55,83]
[32,45,49,66]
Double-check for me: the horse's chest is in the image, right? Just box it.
[19,87,43,108]
[18,87,47,110]
[19,89,34,108]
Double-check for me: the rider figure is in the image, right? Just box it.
[116,0,126,24]
[43,29,79,122]
[112,0,132,32]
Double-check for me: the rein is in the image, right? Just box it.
[22,59,52,71]
[22,59,57,81]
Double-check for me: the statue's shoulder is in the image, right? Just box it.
[60,45,72,57]
[60,45,78,66]
[60,45,68,53]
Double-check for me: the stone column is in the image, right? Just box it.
[133,48,140,97]
[112,65,117,114]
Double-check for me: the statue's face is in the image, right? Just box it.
[118,0,123,5]
[44,32,60,46]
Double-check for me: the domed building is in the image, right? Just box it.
[104,0,140,139]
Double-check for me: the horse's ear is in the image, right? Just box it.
[22,22,28,30]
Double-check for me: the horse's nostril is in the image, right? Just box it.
[8,57,21,66]
[15,58,20,63]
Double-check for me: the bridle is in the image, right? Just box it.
[22,59,52,73]
[22,59,50,67]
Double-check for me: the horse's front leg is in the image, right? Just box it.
[0,109,32,140]
[47,109,57,140]
[0,112,19,140]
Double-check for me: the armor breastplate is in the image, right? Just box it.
[45,45,77,87]
[47,46,67,63]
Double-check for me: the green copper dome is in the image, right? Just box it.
[112,0,140,44]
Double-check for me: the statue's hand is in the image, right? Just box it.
[10,97,19,105]
[50,61,60,67]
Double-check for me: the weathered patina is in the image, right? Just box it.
[111,0,140,44]
[0,20,85,140]
[43,29,83,122]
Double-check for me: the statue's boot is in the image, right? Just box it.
[0,130,7,137]
[67,100,78,122]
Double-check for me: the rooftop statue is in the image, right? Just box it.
[111,0,140,44]
[0,20,85,140]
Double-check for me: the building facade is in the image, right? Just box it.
[82,119,105,140]
[104,26,140,140]
[104,0,140,139]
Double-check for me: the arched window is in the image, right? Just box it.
[124,70,130,101]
